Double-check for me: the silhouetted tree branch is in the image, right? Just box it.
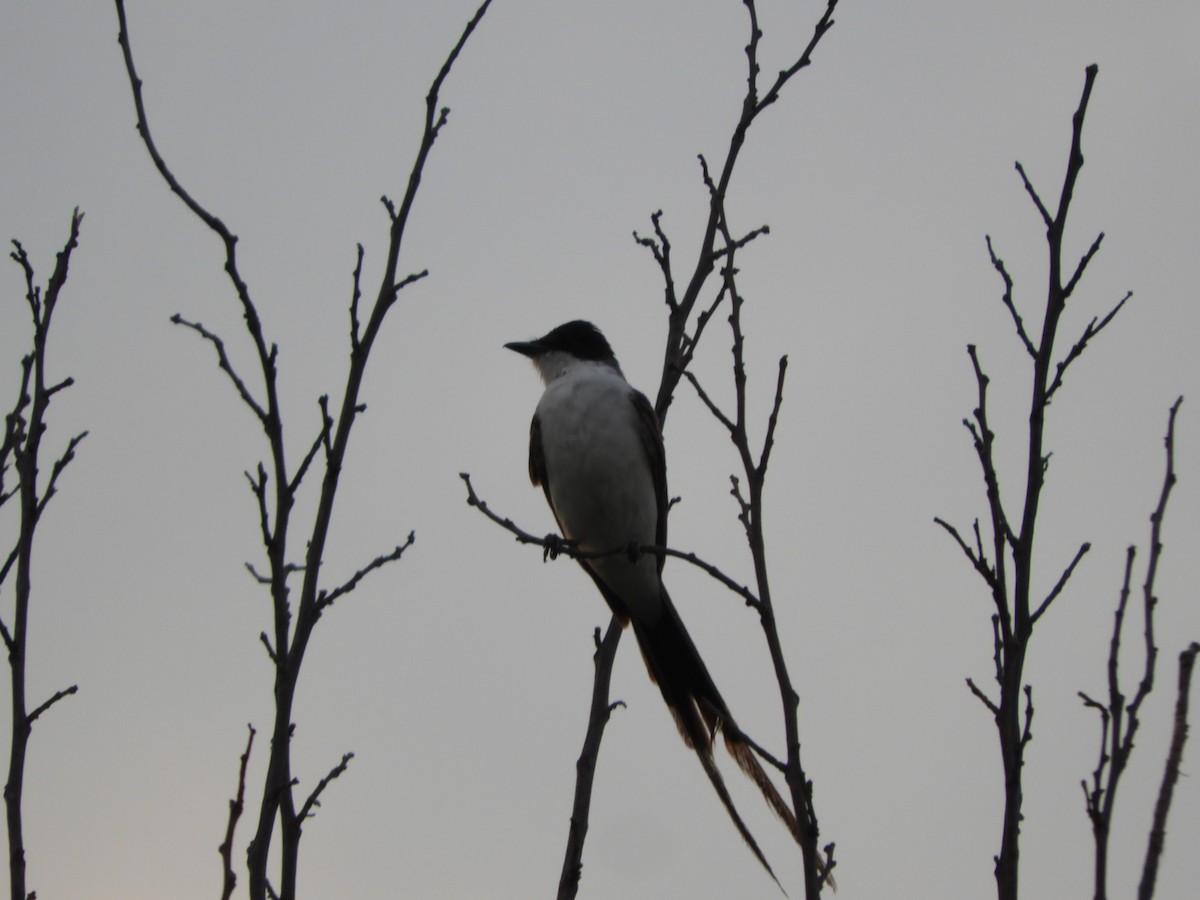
[645,0,839,426]
[555,621,624,899]
[1139,641,1200,899]
[3,208,86,900]
[935,64,1136,900]
[1078,398,1186,900]
[219,725,256,900]
[683,187,834,894]
[114,2,494,898]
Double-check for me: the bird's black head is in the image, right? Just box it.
[505,320,616,364]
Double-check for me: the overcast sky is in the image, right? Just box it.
[2,2,1197,898]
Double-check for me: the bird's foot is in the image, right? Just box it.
[542,533,573,562]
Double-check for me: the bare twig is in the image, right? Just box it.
[1015,161,1053,229]
[986,236,1035,358]
[1139,642,1200,900]
[316,533,416,610]
[1030,541,1091,625]
[289,397,333,496]
[170,315,268,424]
[632,210,676,311]
[933,517,997,589]
[219,725,256,900]
[26,685,78,724]
[1045,290,1130,401]
[557,620,624,900]
[968,677,1001,716]
[296,752,355,823]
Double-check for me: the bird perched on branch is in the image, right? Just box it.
[505,320,805,889]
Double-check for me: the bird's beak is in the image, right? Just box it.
[504,340,541,358]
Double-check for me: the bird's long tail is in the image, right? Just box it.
[630,585,812,890]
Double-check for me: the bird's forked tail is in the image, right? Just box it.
[631,585,832,892]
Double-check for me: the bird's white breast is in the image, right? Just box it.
[535,362,662,618]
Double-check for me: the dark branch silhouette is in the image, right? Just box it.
[935,64,1138,900]
[555,620,624,899]
[1078,398,1187,900]
[3,208,86,900]
[219,725,255,900]
[1139,641,1199,899]
[113,2,494,898]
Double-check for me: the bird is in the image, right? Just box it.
[505,319,805,888]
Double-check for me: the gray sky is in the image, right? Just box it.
[2,2,1197,898]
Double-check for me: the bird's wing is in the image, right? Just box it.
[630,388,668,571]
[528,413,547,489]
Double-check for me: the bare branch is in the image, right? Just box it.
[1139,642,1200,900]
[246,562,303,586]
[33,430,88,523]
[1078,688,1112,830]
[1063,230,1104,300]
[3,208,86,900]
[219,725,256,900]
[967,677,1001,716]
[934,517,996,588]
[389,268,429,300]
[1045,291,1130,401]
[754,0,839,115]
[296,752,355,823]
[986,236,1035,358]
[966,344,1017,553]
[1020,684,1035,747]
[115,3,497,895]
[633,210,677,312]
[757,355,788,475]
[116,1,276,407]
[682,369,736,437]
[171,314,268,423]
[1015,160,1053,230]
[27,684,78,724]
[1030,541,1090,625]
[315,532,416,611]
[1123,396,1182,727]
[712,224,771,261]
[729,474,753,542]
[664,547,761,611]
[0,539,19,595]
[289,397,333,496]
[348,244,365,351]
[557,619,624,900]
[244,463,272,549]
[1079,398,1183,898]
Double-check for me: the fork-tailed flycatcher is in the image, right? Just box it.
[506,320,804,887]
